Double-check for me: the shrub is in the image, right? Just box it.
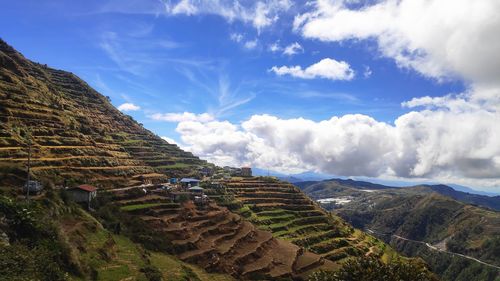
[0,196,78,280]
[141,265,163,281]
[308,257,438,281]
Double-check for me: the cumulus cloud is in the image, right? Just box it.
[173,87,500,188]
[117,103,141,111]
[294,0,500,84]
[165,0,292,31]
[150,112,214,122]
[270,58,355,80]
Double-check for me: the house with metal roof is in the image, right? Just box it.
[66,184,97,209]
[180,178,200,187]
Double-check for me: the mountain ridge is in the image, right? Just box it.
[296,178,500,211]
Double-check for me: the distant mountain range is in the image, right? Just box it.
[253,167,500,197]
[295,178,500,211]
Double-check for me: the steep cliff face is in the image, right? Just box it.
[0,39,207,188]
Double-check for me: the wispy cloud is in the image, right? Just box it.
[230,33,243,43]
[98,30,210,76]
[214,75,256,116]
[268,41,304,56]
[243,39,258,50]
[296,91,359,103]
[283,42,304,56]
[151,112,214,122]
[150,72,256,123]
[163,0,293,31]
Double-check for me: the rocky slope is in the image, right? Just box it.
[0,39,208,188]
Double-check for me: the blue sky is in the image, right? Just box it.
[0,0,464,129]
[1,0,499,191]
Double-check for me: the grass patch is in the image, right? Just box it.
[157,163,191,169]
[149,252,234,281]
[120,203,167,211]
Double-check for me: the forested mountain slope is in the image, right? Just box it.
[297,179,500,281]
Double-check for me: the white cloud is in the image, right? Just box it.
[172,86,500,189]
[283,42,304,56]
[268,41,304,56]
[270,58,355,80]
[117,103,141,111]
[244,39,258,49]
[165,0,292,31]
[230,33,243,43]
[269,42,281,52]
[150,112,214,122]
[294,0,500,84]
[363,66,372,78]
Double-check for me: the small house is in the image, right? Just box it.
[180,178,200,188]
[170,191,191,203]
[188,186,204,194]
[188,186,207,204]
[66,184,97,209]
[169,178,178,184]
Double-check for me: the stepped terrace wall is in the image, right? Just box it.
[221,178,401,266]
[108,187,336,280]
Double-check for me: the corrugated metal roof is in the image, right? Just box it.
[76,184,97,192]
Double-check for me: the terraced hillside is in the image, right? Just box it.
[112,190,335,279]
[219,178,400,265]
[0,39,207,187]
[335,192,500,281]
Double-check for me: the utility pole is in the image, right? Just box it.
[26,130,31,201]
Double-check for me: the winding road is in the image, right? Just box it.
[366,229,500,271]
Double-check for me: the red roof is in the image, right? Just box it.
[77,184,97,192]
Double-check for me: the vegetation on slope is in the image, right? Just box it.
[0,188,234,281]
[308,257,438,281]
[0,38,209,188]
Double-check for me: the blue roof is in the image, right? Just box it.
[180,178,200,183]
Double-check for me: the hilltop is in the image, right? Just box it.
[0,38,208,188]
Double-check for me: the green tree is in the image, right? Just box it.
[309,257,438,281]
